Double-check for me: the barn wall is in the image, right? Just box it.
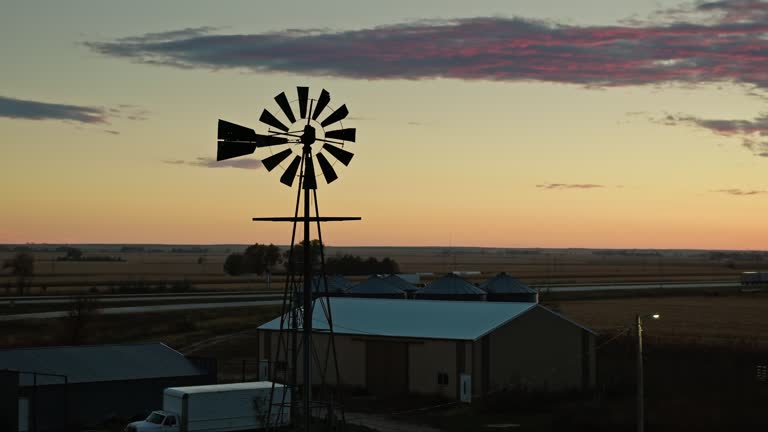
[487,307,594,392]
[471,339,483,397]
[408,339,455,398]
[261,331,366,389]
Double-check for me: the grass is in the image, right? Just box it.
[0,306,282,349]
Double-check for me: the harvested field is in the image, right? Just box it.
[555,292,768,346]
[1,246,759,295]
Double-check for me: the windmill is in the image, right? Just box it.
[217,87,359,431]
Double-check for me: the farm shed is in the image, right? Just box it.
[481,272,539,302]
[414,273,487,301]
[0,342,216,432]
[257,298,596,401]
[346,275,408,299]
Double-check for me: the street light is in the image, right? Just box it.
[636,313,660,432]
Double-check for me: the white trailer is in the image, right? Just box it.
[125,382,290,432]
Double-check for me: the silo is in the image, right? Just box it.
[414,273,486,301]
[480,272,538,302]
[382,274,419,298]
[313,275,352,297]
[346,275,408,299]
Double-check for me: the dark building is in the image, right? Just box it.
[0,342,216,432]
[346,275,408,299]
[481,272,539,302]
[414,273,487,301]
[380,274,418,297]
[313,275,352,297]
[259,298,596,400]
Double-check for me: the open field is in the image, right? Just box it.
[2,246,764,295]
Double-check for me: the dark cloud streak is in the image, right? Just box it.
[659,113,768,156]
[0,96,149,127]
[87,1,768,89]
[536,183,605,190]
[163,157,262,170]
[0,96,109,124]
[714,188,768,196]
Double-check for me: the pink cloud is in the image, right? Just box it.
[88,2,768,90]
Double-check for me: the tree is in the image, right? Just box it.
[65,247,83,260]
[3,252,34,295]
[325,254,400,275]
[224,253,245,276]
[67,296,100,345]
[285,240,323,273]
[223,243,282,276]
[243,243,282,274]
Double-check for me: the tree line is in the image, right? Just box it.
[223,240,399,276]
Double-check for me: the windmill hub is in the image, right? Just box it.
[217,86,356,188]
[301,125,316,145]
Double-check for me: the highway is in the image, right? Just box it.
[0,299,284,321]
[0,281,742,322]
[0,292,282,306]
[535,281,739,292]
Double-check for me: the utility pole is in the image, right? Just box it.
[636,313,659,432]
[636,314,644,432]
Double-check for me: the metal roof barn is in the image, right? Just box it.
[0,343,215,432]
[260,297,538,340]
[415,273,487,300]
[257,298,597,400]
[0,342,206,386]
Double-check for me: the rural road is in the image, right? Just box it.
[0,300,284,322]
[535,281,739,292]
[0,292,281,306]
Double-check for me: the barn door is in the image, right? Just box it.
[366,341,408,397]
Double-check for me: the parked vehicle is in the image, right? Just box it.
[741,271,768,286]
[124,382,290,432]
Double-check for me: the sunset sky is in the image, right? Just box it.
[2,0,768,249]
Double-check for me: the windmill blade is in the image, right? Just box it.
[325,128,356,142]
[298,86,309,119]
[303,156,318,190]
[320,104,349,128]
[218,119,258,141]
[316,152,338,184]
[254,134,290,147]
[261,148,293,171]
[322,143,354,166]
[274,92,296,124]
[280,155,302,187]
[217,141,257,161]
[311,89,331,121]
[259,109,289,132]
